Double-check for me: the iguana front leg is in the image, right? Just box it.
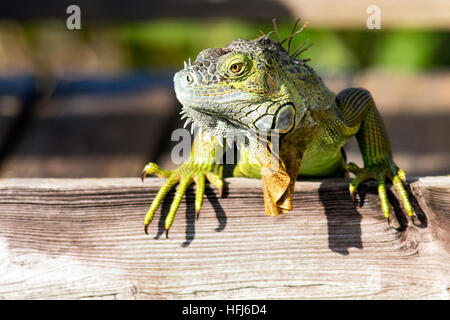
[336,88,413,222]
[141,133,223,236]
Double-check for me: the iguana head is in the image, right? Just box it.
[174,35,311,143]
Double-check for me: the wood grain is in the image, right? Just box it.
[0,177,449,299]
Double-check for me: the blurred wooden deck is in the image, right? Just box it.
[0,176,448,299]
[1,0,449,28]
[0,71,448,178]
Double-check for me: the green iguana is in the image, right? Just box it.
[141,20,414,237]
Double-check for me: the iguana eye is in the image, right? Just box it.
[186,73,194,84]
[229,63,243,74]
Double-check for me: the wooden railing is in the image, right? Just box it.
[0,177,448,299]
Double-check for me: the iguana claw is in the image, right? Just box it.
[350,191,357,205]
[140,169,147,183]
[345,161,414,221]
[141,162,170,182]
[141,160,223,235]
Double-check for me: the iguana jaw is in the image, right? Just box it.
[179,104,248,142]
[175,69,266,142]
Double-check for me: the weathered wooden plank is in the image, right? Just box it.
[0,177,448,299]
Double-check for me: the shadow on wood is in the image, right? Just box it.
[318,183,363,255]
[0,177,448,299]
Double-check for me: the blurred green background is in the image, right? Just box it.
[116,20,450,72]
[2,19,449,74]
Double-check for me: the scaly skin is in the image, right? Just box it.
[141,21,414,236]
